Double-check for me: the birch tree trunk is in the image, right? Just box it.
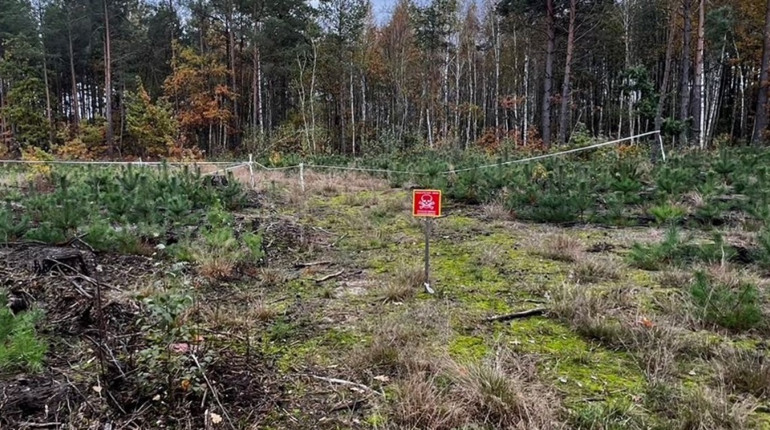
[524,51,529,146]
[310,38,317,151]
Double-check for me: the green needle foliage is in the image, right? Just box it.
[0,165,247,252]
[0,293,47,374]
[690,271,762,331]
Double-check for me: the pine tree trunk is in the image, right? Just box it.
[542,0,555,146]
[558,0,577,145]
[225,2,238,148]
[693,0,706,148]
[68,23,79,127]
[752,0,770,144]
[103,0,113,155]
[679,0,692,144]
[41,44,52,146]
[655,9,677,133]
[297,55,309,152]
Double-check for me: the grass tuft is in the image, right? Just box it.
[379,282,416,303]
[716,347,770,399]
[535,234,583,262]
[572,257,621,283]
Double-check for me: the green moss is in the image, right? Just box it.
[506,317,645,398]
[449,335,488,362]
[444,215,477,230]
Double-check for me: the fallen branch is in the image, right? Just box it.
[307,374,381,396]
[315,270,344,283]
[294,260,332,268]
[19,422,63,428]
[485,307,547,322]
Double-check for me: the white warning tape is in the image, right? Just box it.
[443,130,661,174]
[0,131,662,177]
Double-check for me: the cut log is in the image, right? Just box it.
[21,247,91,276]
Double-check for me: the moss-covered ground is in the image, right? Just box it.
[232,183,770,428]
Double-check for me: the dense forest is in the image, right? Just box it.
[1,0,770,160]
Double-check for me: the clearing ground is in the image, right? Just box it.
[2,165,770,429]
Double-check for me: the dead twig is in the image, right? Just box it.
[191,353,236,430]
[485,307,547,322]
[331,233,348,248]
[294,260,332,268]
[62,275,93,299]
[65,234,95,253]
[315,270,344,283]
[307,374,381,396]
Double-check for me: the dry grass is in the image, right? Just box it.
[240,167,389,196]
[196,256,236,280]
[449,354,563,430]
[533,234,583,262]
[676,386,758,430]
[197,296,278,328]
[258,267,288,286]
[572,257,621,283]
[704,263,756,289]
[715,347,770,399]
[350,304,448,379]
[550,282,709,380]
[656,269,693,289]
[378,281,417,303]
[383,352,564,430]
[388,373,467,430]
[395,266,428,290]
[252,300,279,322]
[480,244,506,268]
[482,200,513,221]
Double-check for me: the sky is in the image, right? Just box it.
[371,0,397,24]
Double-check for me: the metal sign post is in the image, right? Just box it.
[412,190,442,294]
[423,218,433,294]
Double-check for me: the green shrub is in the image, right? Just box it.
[0,294,47,373]
[690,271,762,331]
[0,208,28,241]
[649,203,686,226]
[627,228,682,270]
[570,399,648,430]
[628,229,736,270]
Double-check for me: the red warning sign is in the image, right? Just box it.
[412,190,442,217]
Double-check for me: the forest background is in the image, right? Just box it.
[1,0,770,161]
